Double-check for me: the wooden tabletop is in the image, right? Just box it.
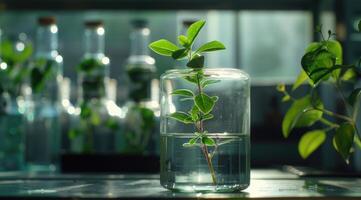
[0,169,359,199]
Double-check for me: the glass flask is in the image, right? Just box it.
[160,68,250,192]
[25,17,62,171]
[118,19,160,155]
[69,21,121,154]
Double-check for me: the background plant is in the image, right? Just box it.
[68,57,119,153]
[278,22,361,163]
[149,20,226,185]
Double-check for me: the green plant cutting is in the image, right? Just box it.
[149,20,227,185]
[278,22,361,163]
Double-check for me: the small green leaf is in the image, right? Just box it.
[187,20,206,45]
[171,89,194,97]
[148,39,179,56]
[282,95,291,102]
[292,70,308,91]
[333,122,355,163]
[298,130,326,159]
[169,111,193,124]
[202,136,216,146]
[282,95,323,138]
[195,41,225,54]
[189,137,198,145]
[189,105,200,121]
[183,74,198,84]
[202,79,220,88]
[172,48,188,60]
[195,93,215,114]
[276,83,286,92]
[178,35,189,47]
[348,88,361,107]
[203,113,214,121]
[186,55,204,69]
[211,96,219,102]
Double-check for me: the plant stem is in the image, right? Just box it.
[195,71,217,185]
[314,107,353,122]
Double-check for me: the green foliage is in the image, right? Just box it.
[298,130,326,159]
[282,95,323,138]
[333,123,355,163]
[278,24,361,163]
[30,58,58,94]
[149,20,225,185]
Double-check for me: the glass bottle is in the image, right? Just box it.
[160,68,250,192]
[25,17,62,171]
[70,21,121,154]
[0,32,32,171]
[118,19,160,155]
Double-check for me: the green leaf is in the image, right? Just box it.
[189,105,200,121]
[202,136,216,146]
[348,88,361,107]
[186,55,204,69]
[202,79,220,88]
[298,130,326,159]
[333,122,355,163]
[282,95,323,138]
[148,39,179,56]
[203,113,214,121]
[169,111,193,124]
[195,93,215,114]
[190,137,198,144]
[211,96,219,102]
[301,49,336,85]
[178,35,189,47]
[292,70,308,91]
[171,89,194,97]
[187,20,206,45]
[282,95,291,102]
[195,40,225,54]
[172,48,189,60]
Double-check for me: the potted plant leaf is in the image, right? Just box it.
[278,22,361,164]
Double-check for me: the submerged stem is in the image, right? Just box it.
[195,70,217,185]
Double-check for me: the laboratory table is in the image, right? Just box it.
[0,169,360,199]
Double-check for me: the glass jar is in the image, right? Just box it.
[160,68,250,192]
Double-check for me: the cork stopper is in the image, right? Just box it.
[85,20,104,28]
[38,16,56,25]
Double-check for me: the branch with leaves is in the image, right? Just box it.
[278,23,361,164]
[149,20,225,185]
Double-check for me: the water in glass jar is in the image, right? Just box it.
[160,133,250,192]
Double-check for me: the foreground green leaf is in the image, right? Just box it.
[172,48,188,60]
[333,122,355,163]
[202,79,221,88]
[202,136,216,146]
[298,130,326,159]
[196,41,225,54]
[171,89,194,97]
[148,39,179,56]
[169,111,193,124]
[195,93,215,114]
[282,95,323,138]
[187,20,205,45]
[186,55,204,69]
